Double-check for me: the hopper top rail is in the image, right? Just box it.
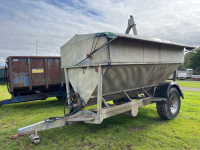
[8,56,61,59]
[61,62,184,69]
[95,32,194,50]
[62,32,194,68]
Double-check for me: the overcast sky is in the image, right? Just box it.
[0,0,200,66]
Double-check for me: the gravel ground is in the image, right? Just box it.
[177,81,200,83]
[180,87,200,92]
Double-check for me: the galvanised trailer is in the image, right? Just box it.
[0,56,66,106]
[9,32,194,143]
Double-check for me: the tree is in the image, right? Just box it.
[183,47,200,74]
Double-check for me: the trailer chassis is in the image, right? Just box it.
[0,89,66,106]
[10,66,169,144]
[9,97,166,144]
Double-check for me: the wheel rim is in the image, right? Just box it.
[169,94,179,114]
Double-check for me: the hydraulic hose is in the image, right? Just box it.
[74,35,119,66]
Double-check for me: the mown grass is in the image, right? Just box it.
[176,79,193,81]
[0,84,200,150]
[176,81,200,88]
[167,80,200,88]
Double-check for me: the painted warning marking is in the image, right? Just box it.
[32,68,44,73]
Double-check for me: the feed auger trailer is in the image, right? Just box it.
[10,16,194,144]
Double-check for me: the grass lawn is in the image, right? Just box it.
[176,81,200,88]
[0,84,200,150]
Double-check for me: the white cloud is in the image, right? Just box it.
[0,0,200,66]
[13,10,29,19]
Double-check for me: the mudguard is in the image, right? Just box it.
[154,81,184,99]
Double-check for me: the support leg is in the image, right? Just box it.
[64,68,71,112]
[97,66,103,116]
[29,131,40,144]
[173,70,177,81]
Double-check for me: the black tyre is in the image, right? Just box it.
[156,87,181,120]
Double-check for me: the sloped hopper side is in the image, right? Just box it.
[60,33,184,106]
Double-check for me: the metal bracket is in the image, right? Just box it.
[65,116,95,122]
[123,90,132,101]
[143,97,167,103]
[95,65,99,72]
[141,88,151,97]
[102,97,110,108]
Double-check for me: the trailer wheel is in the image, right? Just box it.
[156,87,181,120]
